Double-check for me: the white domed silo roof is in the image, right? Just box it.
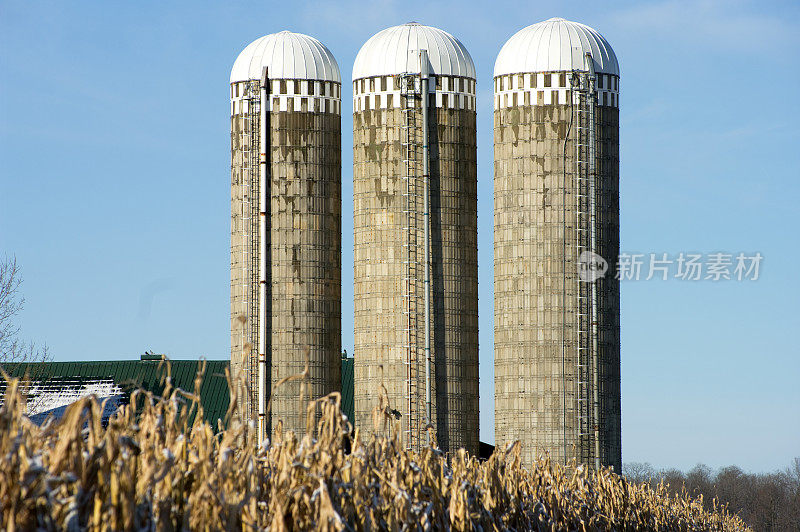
[353,22,476,80]
[494,18,618,77]
[230,31,341,84]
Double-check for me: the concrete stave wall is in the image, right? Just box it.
[353,94,479,454]
[231,83,341,437]
[493,97,620,470]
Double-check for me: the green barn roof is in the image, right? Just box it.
[0,356,355,428]
[341,355,353,423]
[0,358,230,427]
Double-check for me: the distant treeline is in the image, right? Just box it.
[624,460,800,531]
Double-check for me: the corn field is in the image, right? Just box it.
[0,365,750,531]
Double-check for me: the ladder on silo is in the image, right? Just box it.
[400,73,423,451]
[573,73,595,467]
[242,80,262,424]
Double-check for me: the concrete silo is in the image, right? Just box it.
[352,23,479,453]
[230,31,342,439]
[493,18,621,470]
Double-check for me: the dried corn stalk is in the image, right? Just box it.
[0,368,750,531]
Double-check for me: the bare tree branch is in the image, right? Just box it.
[0,255,24,359]
[625,459,800,529]
[0,255,53,413]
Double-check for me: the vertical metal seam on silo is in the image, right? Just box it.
[532,23,547,76]
[257,65,268,442]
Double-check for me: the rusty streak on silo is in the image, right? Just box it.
[352,23,479,454]
[493,18,622,471]
[230,31,342,439]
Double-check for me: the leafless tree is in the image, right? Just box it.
[0,255,51,411]
[624,459,800,530]
[0,256,23,358]
[622,461,656,484]
[0,255,49,365]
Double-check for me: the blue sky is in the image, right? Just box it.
[1,0,798,472]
